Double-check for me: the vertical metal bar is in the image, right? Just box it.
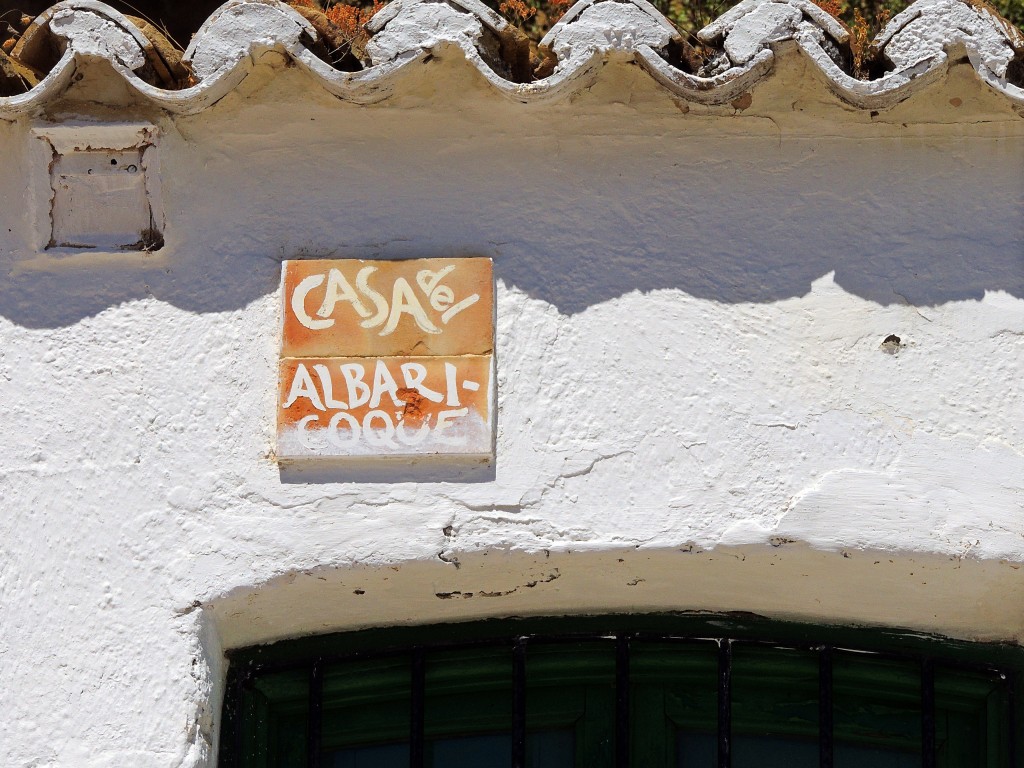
[921,659,936,768]
[819,647,834,768]
[229,669,247,768]
[1008,671,1018,768]
[512,639,527,768]
[718,640,732,768]
[410,649,426,768]
[616,635,630,768]
[308,658,324,768]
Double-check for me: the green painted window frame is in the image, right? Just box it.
[219,614,1023,768]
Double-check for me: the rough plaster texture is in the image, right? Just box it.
[2,2,1024,766]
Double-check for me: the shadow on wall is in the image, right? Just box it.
[1,129,1022,328]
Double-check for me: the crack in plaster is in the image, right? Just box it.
[434,568,561,599]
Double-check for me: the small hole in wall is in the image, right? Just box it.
[110,158,117,165]
[880,334,903,354]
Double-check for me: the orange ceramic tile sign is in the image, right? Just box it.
[281,258,493,358]
[278,258,494,459]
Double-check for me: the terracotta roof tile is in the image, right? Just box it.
[0,0,1021,113]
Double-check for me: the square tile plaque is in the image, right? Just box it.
[277,258,494,459]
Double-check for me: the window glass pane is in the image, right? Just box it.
[732,645,818,768]
[834,743,918,767]
[424,730,574,768]
[430,733,511,767]
[833,652,921,768]
[527,730,575,768]
[527,641,616,768]
[935,666,1009,768]
[321,654,410,756]
[632,640,718,767]
[239,668,309,768]
[736,735,820,767]
[677,732,716,767]
[325,743,408,768]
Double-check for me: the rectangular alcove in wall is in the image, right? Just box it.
[29,122,164,253]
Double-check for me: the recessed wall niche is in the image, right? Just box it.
[30,123,164,252]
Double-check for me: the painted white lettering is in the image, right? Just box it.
[429,284,454,312]
[340,363,371,408]
[399,363,444,403]
[362,410,398,448]
[313,364,348,409]
[284,363,325,411]
[444,362,461,407]
[357,267,389,329]
[380,278,440,337]
[291,274,334,330]
[327,412,360,448]
[316,268,369,319]
[370,360,401,408]
[397,415,432,446]
[416,265,455,297]
[434,408,469,445]
[297,414,320,450]
[441,293,479,325]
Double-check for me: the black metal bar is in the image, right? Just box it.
[819,647,834,768]
[922,659,936,768]
[616,635,630,768]
[229,669,247,768]
[512,638,527,768]
[410,649,426,768]
[718,640,732,768]
[245,633,1016,679]
[1008,671,1018,768]
[308,658,324,768]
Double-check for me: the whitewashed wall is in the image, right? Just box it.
[1,4,1024,764]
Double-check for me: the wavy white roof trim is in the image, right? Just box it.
[0,0,1022,116]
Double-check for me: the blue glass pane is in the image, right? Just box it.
[677,731,716,767]
[677,732,920,768]
[426,731,575,768]
[735,735,817,767]
[835,744,918,768]
[326,729,573,768]
[528,730,574,768]
[325,742,409,768]
[431,733,511,767]
[677,733,818,768]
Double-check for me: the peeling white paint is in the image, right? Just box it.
[366,2,486,64]
[545,1,675,70]
[49,6,146,70]
[722,2,803,65]
[880,0,1021,77]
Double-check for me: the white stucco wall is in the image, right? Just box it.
[1,2,1024,764]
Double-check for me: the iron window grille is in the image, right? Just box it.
[220,614,1022,768]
